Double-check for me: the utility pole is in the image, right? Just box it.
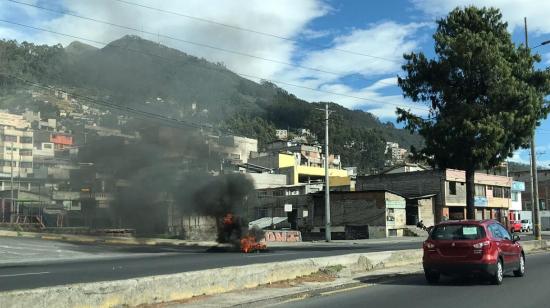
[10,142,14,220]
[17,150,21,216]
[525,17,542,241]
[324,103,331,242]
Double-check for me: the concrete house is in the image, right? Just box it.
[357,169,512,224]
[308,190,407,239]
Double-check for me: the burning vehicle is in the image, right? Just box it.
[219,213,266,253]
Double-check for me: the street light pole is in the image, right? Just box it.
[524,17,542,241]
[324,103,331,242]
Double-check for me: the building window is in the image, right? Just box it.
[503,188,510,198]
[255,208,268,219]
[272,207,284,217]
[474,184,486,197]
[20,162,32,168]
[387,208,395,221]
[512,192,518,202]
[19,149,32,156]
[20,136,32,144]
[3,135,17,142]
[448,181,457,195]
[43,143,52,149]
[0,160,14,166]
[493,186,504,198]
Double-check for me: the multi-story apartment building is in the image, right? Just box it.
[248,141,350,189]
[0,113,34,179]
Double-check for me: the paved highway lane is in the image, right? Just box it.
[0,237,422,291]
[281,252,550,308]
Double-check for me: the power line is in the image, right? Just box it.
[6,0,397,87]
[0,19,430,112]
[1,72,207,130]
[111,0,403,64]
[240,73,429,112]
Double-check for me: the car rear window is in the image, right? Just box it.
[430,225,486,240]
[521,220,529,223]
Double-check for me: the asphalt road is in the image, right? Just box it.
[0,236,423,292]
[281,252,550,308]
[0,233,545,292]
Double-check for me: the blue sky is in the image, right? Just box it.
[1,0,550,165]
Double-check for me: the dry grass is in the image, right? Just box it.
[262,270,337,288]
[134,294,213,308]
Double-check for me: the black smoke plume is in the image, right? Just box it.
[76,121,258,238]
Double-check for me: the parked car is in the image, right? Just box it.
[423,220,524,285]
[510,221,522,233]
[521,219,532,232]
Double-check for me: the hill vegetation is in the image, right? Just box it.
[0,35,423,173]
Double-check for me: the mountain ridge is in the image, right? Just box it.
[0,35,422,172]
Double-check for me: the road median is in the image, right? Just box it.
[0,229,217,248]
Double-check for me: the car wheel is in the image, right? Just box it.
[514,254,525,277]
[424,270,440,284]
[491,259,504,285]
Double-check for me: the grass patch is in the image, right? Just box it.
[320,265,346,276]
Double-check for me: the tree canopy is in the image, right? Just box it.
[397,6,550,219]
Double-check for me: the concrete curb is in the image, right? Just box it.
[0,249,423,308]
[0,230,218,247]
[0,240,547,308]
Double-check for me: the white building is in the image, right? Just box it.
[0,112,33,179]
[510,181,525,222]
[33,142,55,158]
[215,135,258,164]
[275,129,288,140]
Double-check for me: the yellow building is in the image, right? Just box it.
[248,152,351,189]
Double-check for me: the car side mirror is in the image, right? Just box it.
[513,235,520,243]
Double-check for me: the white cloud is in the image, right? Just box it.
[269,21,426,118]
[299,22,424,80]
[0,0,428,120]
[300,28,333,40]
[4,0,329,79]
[509,149,530,165]
[412,0,550,35]
[366,77,398,91]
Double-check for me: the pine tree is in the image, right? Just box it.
[397,6,550,219]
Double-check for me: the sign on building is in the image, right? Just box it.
[474,196,488,207]
[284,204,293,212]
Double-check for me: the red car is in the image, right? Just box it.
[509,221,522,233]
[423,220,524,285]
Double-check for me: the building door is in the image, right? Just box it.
[287,209,298,230]
[475,208,483,220]
[448,207,465,220]
[405,204,419,225]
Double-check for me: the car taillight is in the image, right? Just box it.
[424,242,435,249]
[473,241,490,249]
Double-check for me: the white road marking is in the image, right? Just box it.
[320,284,372,296]
[245,252,298,258]
[0,271,50,278]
